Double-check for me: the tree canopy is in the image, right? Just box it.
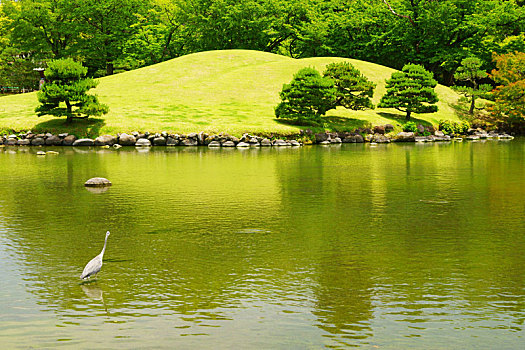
[35,58,108,122]
[378,64,439,120]
[275,67,336,124]
[323,62,375,110]
[489,52,525,129]
[453,57,493,115]
[1,0,523,87]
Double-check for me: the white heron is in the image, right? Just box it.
[80,231,110,279]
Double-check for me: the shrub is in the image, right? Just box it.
[402,121,418,133]
[439,120,471,135]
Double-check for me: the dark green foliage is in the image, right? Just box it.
[275,67,336,124]
[323,62,375,110]
[453,57,492,115]
[35,58,108,123]
[438,120,471,135]
[378,64,439,120]
[2,0,524,82]
[402,121,417,133]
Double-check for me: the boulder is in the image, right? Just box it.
[342,135,358,143]
[118,133,136,146]
[273,139,289,146]
[73,138,94,146]
[466,135,480,141]
[394,132,416,142]
[58,133,69,138]
[36,151,46,155]
[135,138,151,147]
[417,124,425,134]
[63,135,77,146]
[385,124,395,132]
[94,135,116,146]
[434,130,445,137]
[315,133,329,143]
[153,137,167,146]
[373,125,385,135]
[5,138,17,145]
[181,138,198,146]
[434,135,451,141]
[197,132,206,145]
[31,137,45,146]
[84,177,112,187]
[17,139,31,145]
[187,132,198,139]
[236,142,250,148]
[208,141,221,147]
[260,139,272,147]
[45,135,62,146]
[166,137,179,146]
[290,140,301,146]
[319,140,331,145]
[330,137,342,143]
[372,134,390,143]
[222,141,236,147]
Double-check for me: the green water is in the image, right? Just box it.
[0,140,524,349]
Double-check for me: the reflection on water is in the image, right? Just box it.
[0,141,524,348]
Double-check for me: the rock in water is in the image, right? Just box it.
[84,177,112,187]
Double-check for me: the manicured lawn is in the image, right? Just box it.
[0,50,461,137]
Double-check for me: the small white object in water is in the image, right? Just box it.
[46,151,59,155]
[36,151,46,156]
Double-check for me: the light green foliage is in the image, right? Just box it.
[438,120,471,135]
[378,64,439,120]
[275,67,336,124]
[323,62,375,110]
[453,57,492,115]
[35,58,108,123]
[402,121,417,133]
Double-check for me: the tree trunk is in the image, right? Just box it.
[469,81,478,115]
[66,100,72,123]
[106,62,114,76]
[406,110,412,120]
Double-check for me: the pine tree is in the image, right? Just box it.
[453,57,492,115]
[275,67,336,124]
[378,64,439,120]
[35,58,109,123]
[323,62,375,110]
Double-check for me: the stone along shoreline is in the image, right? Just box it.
[0,126,515,148]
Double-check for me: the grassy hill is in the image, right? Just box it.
[0,50,461,137]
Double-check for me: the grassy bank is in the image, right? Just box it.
[0,50,461,137]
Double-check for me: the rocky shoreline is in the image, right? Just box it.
[0,126,515,148]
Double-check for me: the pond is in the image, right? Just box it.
[0,140,524,348]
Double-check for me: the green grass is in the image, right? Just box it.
[0,50,462,137]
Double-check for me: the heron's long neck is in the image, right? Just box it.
[100,236,108,257]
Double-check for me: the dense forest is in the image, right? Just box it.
[1,0,523,90]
